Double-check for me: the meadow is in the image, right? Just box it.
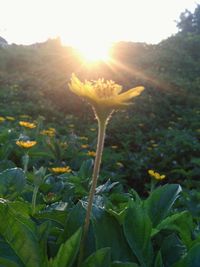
[0,32,200,266]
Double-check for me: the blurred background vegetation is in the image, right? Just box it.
[0,5,199,192]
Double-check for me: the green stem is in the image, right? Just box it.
[78,118,107,266]
[32,185,39,215]
[23,153,29,173]
[150,179,157,193]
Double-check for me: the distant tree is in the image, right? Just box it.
[0,36,8,47]
[193,4,200,34]
[177,4,200,34]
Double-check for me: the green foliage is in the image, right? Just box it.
[50,228,82,267]
[0,168,26,199]
[123,201,153,267]
[0,201,44,267]
[144,184,181,227]
[81,247,111,267]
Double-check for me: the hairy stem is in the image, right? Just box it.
[78,118,107,266]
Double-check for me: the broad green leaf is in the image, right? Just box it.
[92,209,137,262]
[78,159,93,179]
[144,184,182,227]
[0,168,26,199]
[37,221,51,266]
[161,233,186,267]
[95,179,119,194]
[51,227,82,267]
[152,211,193,248]
[173,243,200,267]
[64,201,96,257]
[0,236,24,267]
[123,200,153,267]
[36,210,67,226]
[0,257,21,267]
[81,247,111,267]
[154,251,163,267]
[0,202,43,267]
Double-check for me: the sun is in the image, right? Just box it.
[62,37,111,63]
[77,44,111,62]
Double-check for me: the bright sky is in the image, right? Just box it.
[0,0,198,47]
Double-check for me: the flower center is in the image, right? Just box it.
[93,79,122,99]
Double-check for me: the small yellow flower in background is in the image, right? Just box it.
[0,116,6,121]
[79,136,88,141]
[40,128,56,137]
[60,142,68,149]
[148,170,155,176]
[69,124,75,128]
[111,145,118,149]
[150,140,155,144]
[19,114,31,119]
[19,121,37,129]
[16,140,37,149]
[0,116,5,122]
[50,166,72,174]
[81,144,89,149]
[6,116,15,121]
[87,151,96,157]
[90,128,96,131]
[138,123,144,127]
[148,169,166,180]
[116,162,124,167]
[69,74,144,121]
[152,143,158,148]
[49,127,56,132]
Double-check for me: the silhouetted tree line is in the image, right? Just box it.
[177,4,200,34]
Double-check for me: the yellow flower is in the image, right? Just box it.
[50,166,72,174]
[19,121,36,129]
[60,142,68,149]
[40,128,56,137]
[16,140,37,149]
[69,124,75,128]
[79,136,88,141]
[19,115,31,118]
[148,170,155,176]
[148,169,166,180]
[138,123,144,127]
[69,74,144,121]
[81,144,89,149]
[90,128,96,131]
[116,162,124,167]
[87,151,96,157]
[152,143,158,148]
[6,116,15,121]
[0,116,5,122]
[111,145,118,149]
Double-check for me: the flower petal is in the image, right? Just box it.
[115,86,145,103]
